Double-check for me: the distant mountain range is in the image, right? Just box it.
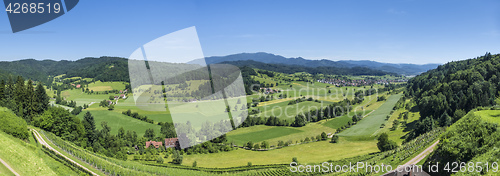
[188,52,440,75]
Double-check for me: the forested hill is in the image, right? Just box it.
[0,57,128,84]
[220,60,396,76]
[0,56,396,85]
[406,52,500,138]
[189,52,439,75]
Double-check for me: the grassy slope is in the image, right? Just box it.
[0,131,80,176]
[339,93,402,138]
[475,110,500,124]
[0,160,15,176]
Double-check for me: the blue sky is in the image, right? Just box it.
[0,0,499,64]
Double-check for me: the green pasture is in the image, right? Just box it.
[180,137,378,168]
[87,81,126,92]
[227,123,335,147]
[0,131,77,176]
[77,110,161,137]
[475,110,500,124]
[338,94,402,138]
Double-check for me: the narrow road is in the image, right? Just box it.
[31,129,99,176]
[401,140,439,166]
[0,157,19,176]
[382,140,440,175]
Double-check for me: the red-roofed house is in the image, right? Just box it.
[164,138,179,149]
[145,140,163,149]
[76,84,81,88]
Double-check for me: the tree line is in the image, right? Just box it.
[406,52,500,140]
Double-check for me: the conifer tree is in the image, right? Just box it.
[35,82,49,114]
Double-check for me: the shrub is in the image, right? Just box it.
[330,135,339,143]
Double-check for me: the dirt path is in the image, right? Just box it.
[31,129,99,176]
[0,157,19,176]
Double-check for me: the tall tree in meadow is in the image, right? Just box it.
[82,111,97,145]
[35,82,49,114]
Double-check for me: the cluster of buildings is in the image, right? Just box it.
[317,78,407,87]
[260,87,280,94]
[144,138,180,150]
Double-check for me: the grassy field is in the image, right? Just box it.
[475,110,500,124]
[321,110,372,130]
[227,126,302,145]
[77,109,161,137]
[374,107,420,145]
[0,160,15,176]
[338,93,402,138]
[0,131,79,176]
[257,101,328,119]
[180,138,378,168]
[87,81,126,92]
[227,123,335,146]
[61,88,119,107]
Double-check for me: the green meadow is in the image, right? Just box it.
[87,81,126,92]
[77,110,161,137]
[0,131,79,176]
[339,93,402,138]
[475,109,500,124]
[180,138,378,168]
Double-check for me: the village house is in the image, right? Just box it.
[145,140,163,149]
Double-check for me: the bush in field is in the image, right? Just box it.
[172,150,183,165]
[377,133,397,152]
[330,135,339,143]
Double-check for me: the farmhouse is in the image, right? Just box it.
[164,138,180,149]
[145,140,163,149]
[120,94,126,99]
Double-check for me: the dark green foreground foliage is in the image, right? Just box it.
[407,52,500,139]
[424,110,500,176]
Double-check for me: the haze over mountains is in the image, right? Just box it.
[188,52,440,75]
